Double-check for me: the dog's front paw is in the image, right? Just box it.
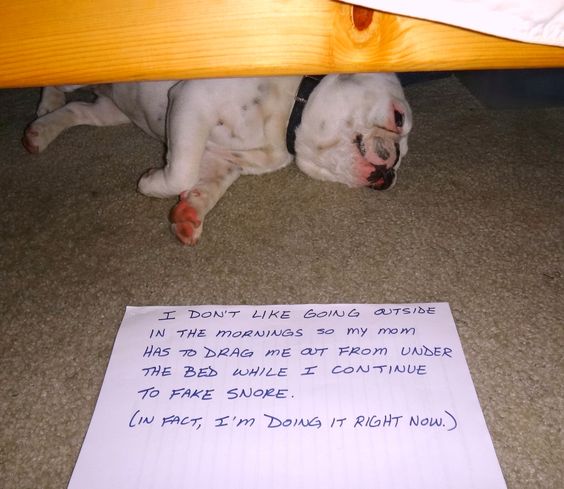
[138,168,171,198]
[138,168,186,199]
[169,193,203,245]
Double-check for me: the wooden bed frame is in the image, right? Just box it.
[1,0,563,88]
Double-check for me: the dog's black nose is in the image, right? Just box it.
[368,166,395,191]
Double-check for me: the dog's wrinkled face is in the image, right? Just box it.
[294,73,412,190]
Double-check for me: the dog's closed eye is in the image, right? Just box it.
[394,110,404,128]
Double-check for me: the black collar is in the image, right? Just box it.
[286,75,326,155]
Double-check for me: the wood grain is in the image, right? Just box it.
[1,0,563,88]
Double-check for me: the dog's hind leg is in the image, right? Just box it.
[36,85,86,117]
[169,158,241,245]
[23,94,131,154]
[36,87,66,117]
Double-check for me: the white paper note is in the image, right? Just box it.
[68,303,507,489]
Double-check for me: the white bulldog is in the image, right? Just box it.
[23,74,412,244]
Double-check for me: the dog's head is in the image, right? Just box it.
[294,73,412,190]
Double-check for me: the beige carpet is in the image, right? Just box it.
[0,76,562,488]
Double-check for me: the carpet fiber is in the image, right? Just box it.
[0,76,562,488]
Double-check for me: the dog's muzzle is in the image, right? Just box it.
[367,141,400,191]
[367,166,396,190]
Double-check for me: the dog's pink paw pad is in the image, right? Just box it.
[22,127,40,154]
[172,221,200,245]
[170,199,201,227]
[169,198,201,245]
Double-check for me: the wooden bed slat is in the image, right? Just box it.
[1,0,563,88]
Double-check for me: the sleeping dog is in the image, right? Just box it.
[23,74,412,244]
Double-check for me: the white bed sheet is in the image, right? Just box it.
[344,0,564,47]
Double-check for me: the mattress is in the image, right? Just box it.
[347,0,564,47]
